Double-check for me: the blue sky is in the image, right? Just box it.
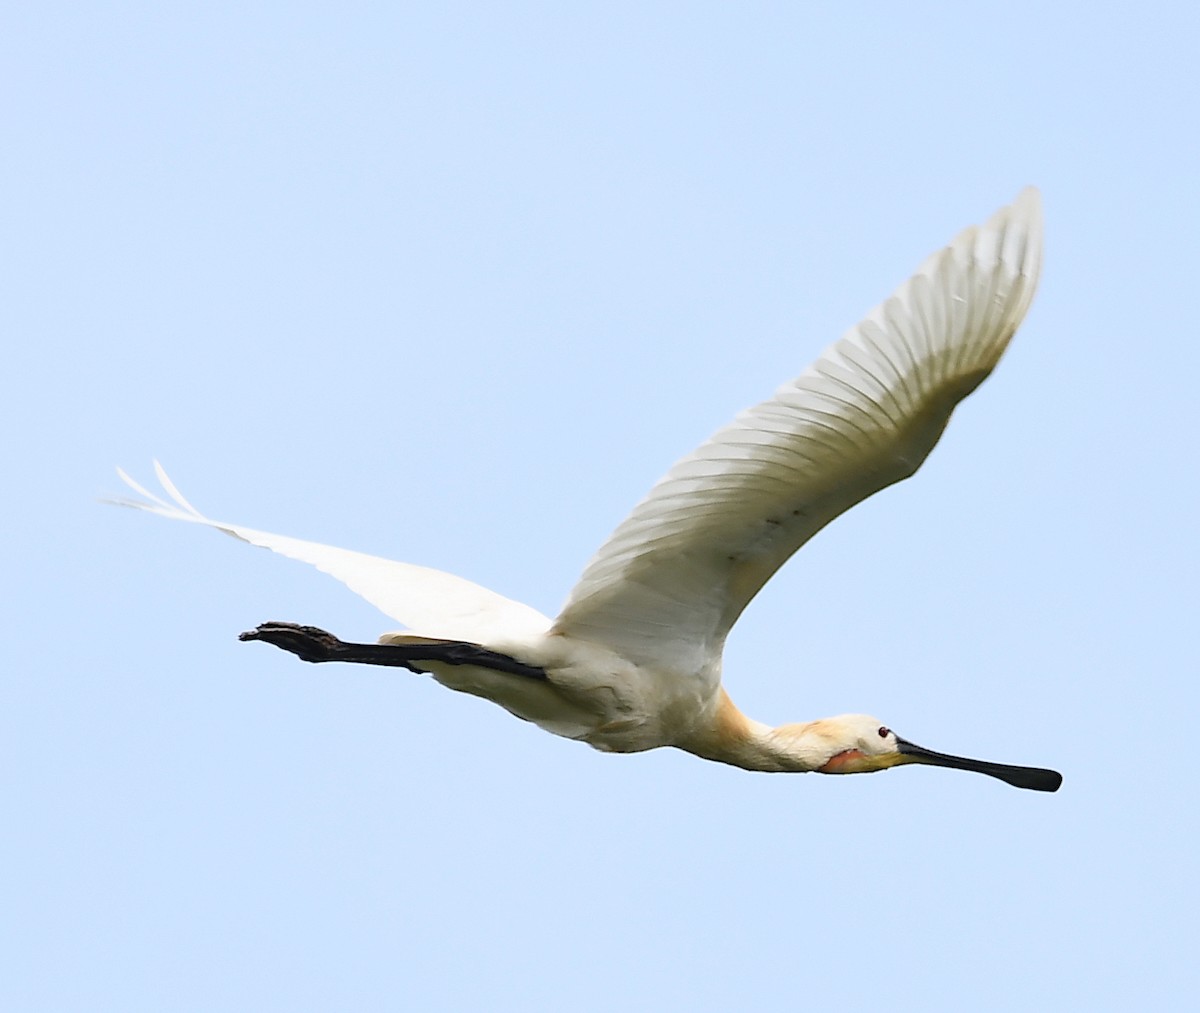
[5,3,1198,1010]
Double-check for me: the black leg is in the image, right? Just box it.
[239,621,548,679]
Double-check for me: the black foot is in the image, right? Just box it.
[238,622,345,663]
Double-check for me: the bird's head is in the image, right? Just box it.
[799,714,1062,792]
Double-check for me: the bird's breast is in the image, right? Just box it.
[544,645,720,754]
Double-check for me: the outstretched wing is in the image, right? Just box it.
[552,188,1043,670]
[111,462,552,643]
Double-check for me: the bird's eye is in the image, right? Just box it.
[878,726,890,738]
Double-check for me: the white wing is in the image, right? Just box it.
[111,462,552,643]
[552,188,1043,670]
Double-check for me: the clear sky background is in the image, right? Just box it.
[5,3,1198,1010]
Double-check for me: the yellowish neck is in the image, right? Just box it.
[677,689,831,773]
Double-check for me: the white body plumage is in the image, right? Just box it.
[115,189,1062,791]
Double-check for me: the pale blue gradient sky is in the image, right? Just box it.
[5,3,1198,1010]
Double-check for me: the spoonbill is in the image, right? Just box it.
[115,188,1061,792]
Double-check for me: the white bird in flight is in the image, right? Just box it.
[116,188,1061,792]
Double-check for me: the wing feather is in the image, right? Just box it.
[551,188,1043,668]
[110,464,552,643]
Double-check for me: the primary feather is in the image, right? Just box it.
[110,462,552,643]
